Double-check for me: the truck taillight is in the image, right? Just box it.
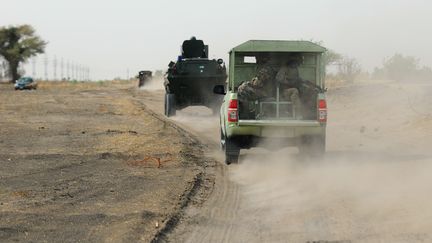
[228,99,238,109]
[228,99,238,122]
[318,99,327,123]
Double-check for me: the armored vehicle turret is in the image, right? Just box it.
[164,37,227,116]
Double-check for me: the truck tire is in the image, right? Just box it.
[220,128,226,151]
[224,136,240,165]
[164,93,176,117]
[298,135,325,158]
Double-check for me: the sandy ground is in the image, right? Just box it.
[0,81,214,242]
[139,79,432,242]
[2,78,432,242]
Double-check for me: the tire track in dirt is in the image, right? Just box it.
[133,87,247,242]
[129,88,221,242]
[137,82,432,243]
[183,165,241,243]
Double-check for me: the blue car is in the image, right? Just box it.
[14,77,38,90]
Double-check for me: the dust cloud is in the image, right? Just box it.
[139,76,164,91]
[170,107,221,148]
[226,80,432,242]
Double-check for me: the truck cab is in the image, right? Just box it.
[215,40,327,164]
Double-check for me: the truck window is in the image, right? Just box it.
[243,56,256,64]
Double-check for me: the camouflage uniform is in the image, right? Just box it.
[238,65,275,101]
[276,63,303,116]
[237,78,265,101]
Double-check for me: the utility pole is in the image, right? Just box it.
[44,55,48,81]
[32,57,36,78]
[60,57,64,80]
[72,62,75,80]
[66,60,70,80]
[53,55,57,81]
[75,63,78,81]
[78,65,81,81]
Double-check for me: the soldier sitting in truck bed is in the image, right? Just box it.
[238,67,273,101]
[276,59,303,116]
[238,55,322,119]
[237,54,276,101]
[276,58,324,118]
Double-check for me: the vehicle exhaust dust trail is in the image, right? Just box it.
[222,81,432,242]
[228,150,432,242]
[169,80,432,242]
[139,76,164,91]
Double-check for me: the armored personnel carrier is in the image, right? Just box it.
[138,70,152,87]
[164,37,227,117]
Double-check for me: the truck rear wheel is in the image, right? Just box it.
[164,93,176,117]
[224,136,240,165]
[298,135,325,157]
[220,128,225,151]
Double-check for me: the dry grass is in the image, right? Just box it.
[37,80,136,90]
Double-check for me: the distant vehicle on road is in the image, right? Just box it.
[138,71,152,87]
[214,40,328,164]
[14,77,37,90]
[164,37,227,117]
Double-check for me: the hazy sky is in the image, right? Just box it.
[2,0,431,80]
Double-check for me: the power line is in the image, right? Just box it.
[27,54,91,81]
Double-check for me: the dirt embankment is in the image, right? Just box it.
[0,81,215,242]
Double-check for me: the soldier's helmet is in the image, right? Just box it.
[251,77,263,87]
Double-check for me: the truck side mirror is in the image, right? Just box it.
[213,85,225,95]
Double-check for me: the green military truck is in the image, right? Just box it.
[214,40,328,164]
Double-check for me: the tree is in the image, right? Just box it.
[0,25,47,82]
[323,49,343,67]
[309,40,342,67]
[372,53,432,81]
[338,56,362,82]
[382,54,418,81]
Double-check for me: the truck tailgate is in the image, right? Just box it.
[238,120,321,127]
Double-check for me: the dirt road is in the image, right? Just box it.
[0,81,215,242]
[139,80,432,242]
[2,79,432,242]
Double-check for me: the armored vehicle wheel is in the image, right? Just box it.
[224,135,240,165]
[298,135,325,157]
[164,93,176,117]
